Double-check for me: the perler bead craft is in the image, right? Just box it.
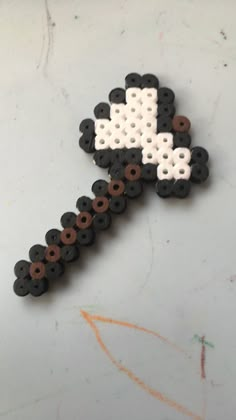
[13,73,209,297]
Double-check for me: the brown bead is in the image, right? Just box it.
[60,228,77,245]
[108,180,125,196]
[29,262,46,280]
[76,212,93,229]
[45,245,61,262]
[172,115,191,133]
[92,196,109,213]
[124,164,142,181]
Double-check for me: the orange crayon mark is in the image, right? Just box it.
[81,310,203,420]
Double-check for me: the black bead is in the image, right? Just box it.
[93,150,111,168]
[79,118,94,134]
[79,134,95,153]
[191,147,209,164]
[77,228,95,246]
[125,148,142,164]
[125,73,142,88]
[125,180,143,198]
[141,74,159,89]
[173,132,191,148]
[13,278,29,297]
[156,180,173,198]
[109,163,125,180]
[158,88,175,104]
[94,102,110,119]
[173,180,191,198]
[109,88,126,104]
[141,164,157,182]
[111,149,126,165]
[93,213,111,231]
[45,229,61,245]
[76,196,93,213]
[157,116,173,132]
[109,196,127,214]
[60,212,77,228]
[61,245,80,263]
[92,179,108,196]
[28,278,48,297]
[158,103,175,118]
[14,260,30,278]
[29,245,46,262]
[191,164,209,183]
[45,262,64,280]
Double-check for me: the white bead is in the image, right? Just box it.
[173,163,191,180]
[157,163,174,180]
[110,104,126,120]
[95,119,110,135]
[125,132,142,149]
[95,134,110,150]
[142,148,158,165]
[124,118,142,134]
[156,132,173,149]
[141,102,158,117]
[126,88,142,103]
[157,147,173,164]
[125,104,142,119]
[109,119,126,133]
[141,88,158,103]
[141,132,157,148]
[141,116,157,133]
[173,147,191,164]
[109,132,126,149]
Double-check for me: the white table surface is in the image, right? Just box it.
[1,1,236,419]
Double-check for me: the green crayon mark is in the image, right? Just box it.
[192,334,214,348]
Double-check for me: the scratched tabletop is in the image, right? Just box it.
[0,1,236,419]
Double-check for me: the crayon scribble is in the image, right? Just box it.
[200,336,206,380]
[192,334,214,349]
[81,310,203,420]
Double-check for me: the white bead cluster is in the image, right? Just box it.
[94,87,191,180]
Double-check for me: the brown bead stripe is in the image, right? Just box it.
[60,228,77,245]
[92,196,109,213]
[29,262,46,279]
[45,245,61,262]
[124,164,142,181]
[172,115,191,133]
[76,211,93,229]
[108,180,125,196]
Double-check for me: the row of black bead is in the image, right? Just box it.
[13,176,146,298]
